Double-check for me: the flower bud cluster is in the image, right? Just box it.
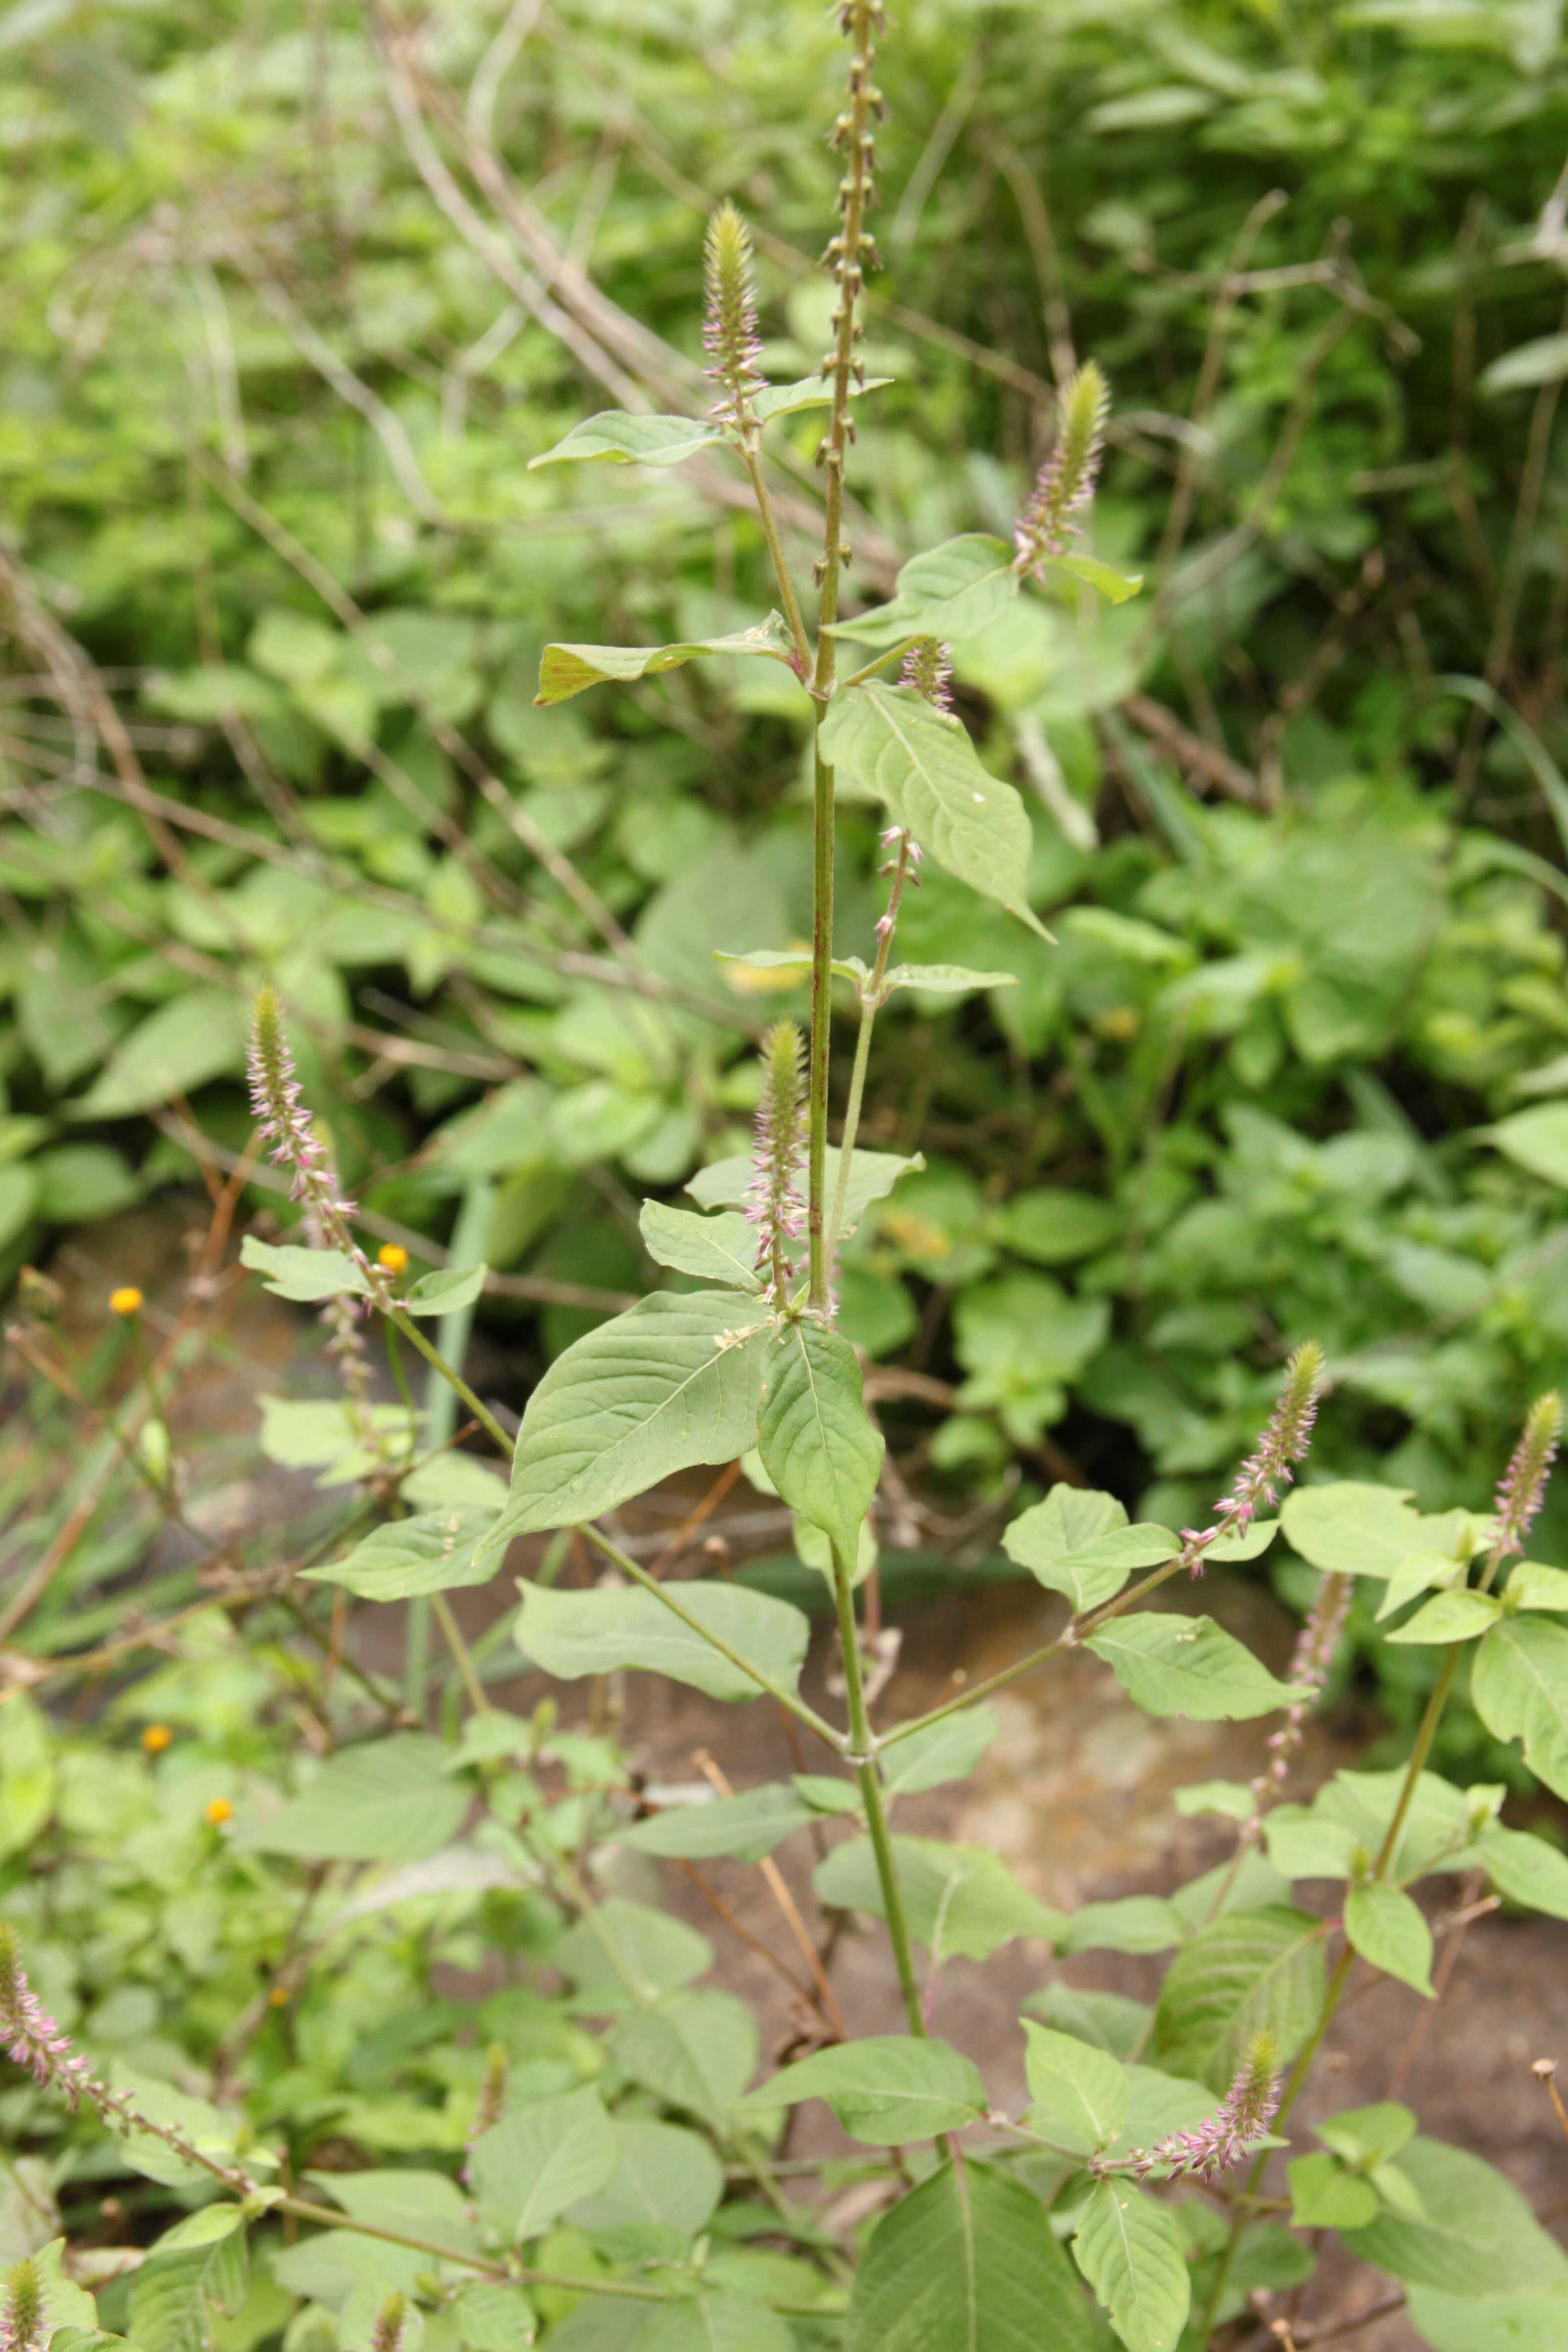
[1014,361,1110,579]
[703,201,764,429]
[462,2040,508,2188]
[747,1020,807,1305]
[0,2259,42,2352]
[248,987,391,1313]
[899,637,952,710]
[1240,1569,1353,1838]
[1112,2032,1279,2183]
[874,826,923,953]
[1492,1390,1562,1557]
[816,0,887,513]
[1181,1340,1323,1578]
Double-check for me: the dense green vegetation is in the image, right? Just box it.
[5,4,1568,2349]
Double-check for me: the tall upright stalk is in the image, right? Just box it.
[807,0,881,1313]
[830,1538,925,2036]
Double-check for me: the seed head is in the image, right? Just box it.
[463,2040,508,2187]
[0,1925,95,2109]
[0,2257,42,2352]
[1494,1391,1562,1558]
[899,637,953,710]
[1124,2029,1279,2183]
[703,201,764,426]
[1015,360,1110,578]
[369,2294,408,2352]
[747,1019,806,1304]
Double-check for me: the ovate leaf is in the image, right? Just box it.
[844,2161,1097,2352]
[1045,551,1144,604]
[612,1990,757,2129]
[833,534,1020,646]
[1085,1614,1298,1719]
[753,370,894,419]
[239,1237,370,1303]
[757,1317,883,1565]
[814,1834,1064,1960]
[1281,1483,1438,1579]
[1153,1907,1326,2092]
[567,2119,723,2239]
[528,412,721,469]
[880,1704,999,1797]
[621,1783,814,1863]
[733,2037,986,2144]
[1073,2181,1189,2352]
[238,1735,467,1861]
[470,2088,619,2241]
[515,1578,809,1704]
[638,1202,761,1291]
[1004,1486,1175,1612]
[537,616,795,704]
[76,989,247,1116]
[1407,2285,1568,2351]
[1341,2137,1568,2295]
[491,1289,767,1541]
[1344,1882,1434,1996]
[819,682,1049,936]
[1385,1589,1499,1645]
[302,1507,500,1600]
[1472,1614,1568,1798]
[404,1264,488,1317]
[1476,1824,1568,1920]
[1288,2153,1379,2231]
[1021,2022,1128,2156]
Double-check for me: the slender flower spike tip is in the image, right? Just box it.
[1014,360,1110,579]
[1181,1340,1323,1576]
[1493,1391,1563,1557]
[899,637,953,710]
[0,2258,43,2352]
[747,1019,807,1305]
[703,201,764,428]
[463,2040,508,2187]
[0,1925,95,2109]
[1121,2030,1279,2183]
[369,2296,408,2352]
[248,987,390,1309]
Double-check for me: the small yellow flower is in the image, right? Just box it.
[377,1244,409,1275]
[109,1286,145,1317]
[268,1984,291,2008]
[141,1723,172,1755]
[205,1796,235,1826]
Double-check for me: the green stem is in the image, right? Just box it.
[741,442,813,676]
[827,833,913,1264]
[1192,1640,1465,2346]
[386,1308,512,1458]
[840,637,919,691]
[831,1536,924,2035]
[880,1553,1190,1749]
[579,1521,846,1752]
[433,1590,490,1718]
[808,726,836,1313]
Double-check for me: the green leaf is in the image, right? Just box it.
[1479,334,1568,395]
[452,2286,536,2352]
[621,1783,814,1863]
[566,2119,723,2239]
[634,2293,797,2352]
[515,1578,809,1704]
[537,616,796,704]
[1175,1781,1256,1822]
[1057,1897,1185,1957]
[239,1236,371,1303]
[556,1899,712,2010]
[1375,1548,1467,1621]
[1476,1824,1568,1919]
[612,1989,757,2128]
[686,1145,921,1238]
[883,961,1020,997]
[1021,2022,1128,2155]
[844,2160,1098,2352]
[237,1734,468,1861]
[1314,2101,1417,2167]
[75,988,247,1117]
[1004,1486,1176,1611]
[1385,1589,1500,1644]
[1505,1562,1568,1612]
[1153,1907,1326,2092]
[1026,1986,1152,2058]
[528,412,722,469]
[757,1317,883,1565]
[1281,1482,1448,1578]
[638,1202,762,1291]
[404,1263,488,1316]
[301,1506,500,1600]
[1344,1882,1434,1995]
[1085,1614,1298,1719]
[491,1289,768,1541]
[1472,1614,1568,1798]
[814,1834,1064,1960]
[733,2036,987,2144]
[470,2088,619,2241]
[1044,551,1144,603]
[1484,1103,1568,1186]
[880,1704,999,1797]
[833,534,1020,646]
[1341,2137,1568,2295]
[753,370,894,420]
[1288,2153,1379,2231]
[819,682,1050,936]
[1072,2181,1188,2352]
[1406,2286,1568,2351]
